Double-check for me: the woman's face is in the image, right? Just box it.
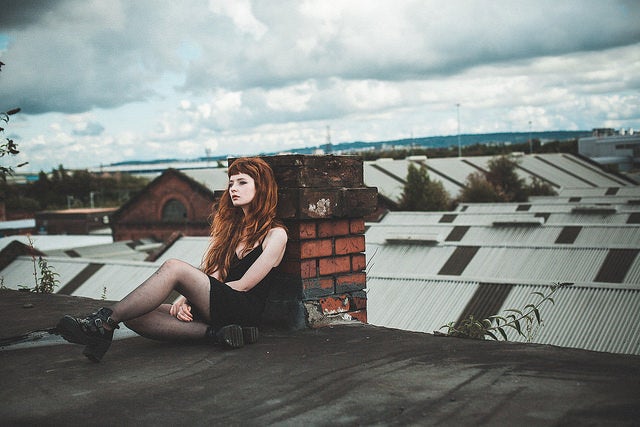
[228,172,256,208]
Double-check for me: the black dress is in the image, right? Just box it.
[208,246,274,329]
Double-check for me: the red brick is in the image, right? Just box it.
[300,259,317,278]
[351,254,366,271]
[318,295,350,314]
[335,272,366,292]
[334,235,365,255]
[288,221,317,240]
[350,218,365,234]
[300,239,333,259]
[349,295,367,310]
[317,219,349,238]
[302,277,334,293]
[348,309,367,323]
[318,255,352,275]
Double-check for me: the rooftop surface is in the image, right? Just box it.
[1,289,639,426]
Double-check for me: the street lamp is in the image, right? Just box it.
[528,120,532,154]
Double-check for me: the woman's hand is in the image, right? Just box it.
[170,297,193,322]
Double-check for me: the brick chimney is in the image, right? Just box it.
[237,155,377,329]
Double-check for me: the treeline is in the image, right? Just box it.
[355,138,578,161]
[2,165,149,217]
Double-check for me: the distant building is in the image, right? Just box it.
[35,208,116,235]
[578,128,640,172]
[110,168,217,241]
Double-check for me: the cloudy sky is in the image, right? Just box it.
[1,0,639,172]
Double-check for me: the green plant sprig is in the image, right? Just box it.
[439,282,574,341]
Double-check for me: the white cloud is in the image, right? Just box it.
[0,0,638,171]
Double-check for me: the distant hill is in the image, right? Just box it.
[284,130,591,155]
[113,130,590,166]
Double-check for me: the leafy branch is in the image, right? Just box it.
[1,61,27,181]
[438,282,574,341]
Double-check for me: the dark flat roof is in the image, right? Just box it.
[1,290,639,425]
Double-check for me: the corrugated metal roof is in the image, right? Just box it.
[463,246,609,285]
[0,256,160,302]
[70,263,159,301]
[367,242,640,288]
[363,162,405,203]
[45,239,161,261]
[366,222,640,248]
[0,235,113,252]
[366,277,640,355]
[530,195,640,205]
[559,186,640,197]
[498,284,640,354]
[1,256,98,291]
[366,244,455,278]
[154,236,209,267]
[366,277,479,334]
[362,153,632,204]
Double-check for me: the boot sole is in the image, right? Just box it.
[218,325,244,349]
[242,327,259,344]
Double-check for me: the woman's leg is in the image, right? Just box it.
[109,258,212,325]
[124,304,209,341]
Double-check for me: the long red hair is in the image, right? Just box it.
[201,157,284,279]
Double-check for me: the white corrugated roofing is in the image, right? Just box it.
[559,186,640,197]
[530,195,640,205]
[0,256,159,302]
[367,244,613,286]
[498,284,640,354]
[457,202,640,214]
[363,161,405,203]
[71,262,159,301]
[366,222,640,249]
[154,236,210,267]
[375,209,637,227]
[366,277,640,355]
[367,277,479,334]
[45,239,161,261]
[1,256,99,291]
[0,235,113,252]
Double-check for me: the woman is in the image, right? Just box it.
[56,157,288,362]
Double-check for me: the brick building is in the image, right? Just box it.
[110,168,216,241]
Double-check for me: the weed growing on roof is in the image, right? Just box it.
[438,282,574,341]
[25,235,59,294]
[33,256,59,294]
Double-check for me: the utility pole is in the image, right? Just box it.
[456,103,461,157]
[325,125,332,154]
[528,120,533,154]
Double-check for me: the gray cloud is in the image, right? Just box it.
[1,1,639,116]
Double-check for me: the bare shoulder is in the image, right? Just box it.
[265,226,288,244]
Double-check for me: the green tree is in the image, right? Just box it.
[398,162,450,211]
[458,171,503,203]
[526,177,557,197]
[485,155,528,202]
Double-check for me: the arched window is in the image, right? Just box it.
[162,199,187,222]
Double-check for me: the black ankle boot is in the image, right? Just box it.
[205,325,259,349]
[56,307,119,362]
